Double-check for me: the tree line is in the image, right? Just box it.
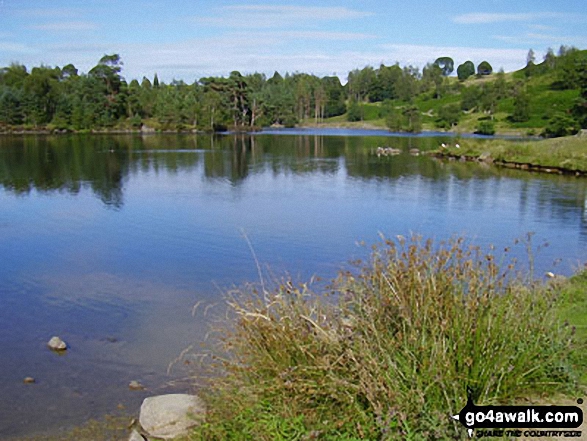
[0,46,585,136]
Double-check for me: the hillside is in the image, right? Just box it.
[0,48,585,136]
[313,48,587,137]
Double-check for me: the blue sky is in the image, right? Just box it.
[1,0,586,83]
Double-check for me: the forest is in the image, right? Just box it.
[0,46,586,137]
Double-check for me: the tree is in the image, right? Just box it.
[573,59,587,128]
[321,76,346,117]
[0,87,23,124]
[395,66,419,102]
[493,70,508,100]
[384,106,403,132]
[23,65,62,125]
[369,64,403,101]
[0,63,28,88]
[457,61,475,81]
[346,98,362,122]
[543,112,579,137]
[434,57,454,76]
[557,49,587,89]
[347,66,376,102]
[511,89,530,122]
[422,63,444,98]
[475,119,495,135]
[61,64,78,79]
[89,54,123,95]
[544,48,556,69]
[526,49,536,66]
[479,83,497,115]
[477,61,493,76]
[460,85,481,111]
[436,103,461,129]
[403,105,422,133]
[524,49,536,77]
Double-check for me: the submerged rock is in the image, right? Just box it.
[139,394,206,439]
[129,380,145,391]
[47,336,67,351]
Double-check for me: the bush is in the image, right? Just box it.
[475,120,495,135]
[542,112,579,138]
[436,103,461,129]
[192,236,577,440]
[346,99,363,122]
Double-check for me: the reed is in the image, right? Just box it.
[191,236,580,440]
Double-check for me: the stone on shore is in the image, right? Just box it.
[47,336,67,351]
[139,394,206,439]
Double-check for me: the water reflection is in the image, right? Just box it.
[0,133,585,231]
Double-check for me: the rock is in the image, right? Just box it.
[129,380,145,391]
[139,394,206,439]
[23,377,35,384]
[47,336,67,351]
[128,429,146,441]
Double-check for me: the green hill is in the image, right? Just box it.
[318,48,587,137]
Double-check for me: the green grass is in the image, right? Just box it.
[556,271,587,383]
[189,236,583,440]
[432,136,587,172]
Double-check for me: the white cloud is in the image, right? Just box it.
[30,21,99,32]
[0,42,36,53]
[116,41,532,83]
[224,5,372,20]
[453,12,566,24]
[378,44,529,72]
[15,7,83,18]
[527,24,556,31]
[236,30,375,41]
[195,5,373,28]
[492,32,587,47]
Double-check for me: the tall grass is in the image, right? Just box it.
[191,236,578,440]
[435,136,587,172]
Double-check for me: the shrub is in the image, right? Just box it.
[475,120,495,135]
[542,112,579,138]
[347,99,363,122]
[192,236,577,440]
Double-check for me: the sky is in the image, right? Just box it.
[1,0,586,83]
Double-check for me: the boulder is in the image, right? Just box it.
[128,429,146,441]
[139,394,206,439]
[47,336,67,351]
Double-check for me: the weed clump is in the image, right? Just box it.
[192,236,578,440]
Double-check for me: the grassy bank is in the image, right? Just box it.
[189,236,586,440]
[429,135,587,174]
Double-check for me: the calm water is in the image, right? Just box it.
[1,131,586,438]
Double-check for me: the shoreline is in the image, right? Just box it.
[0,123,531,138]
[427,134,587,175]
[428,151,587,176]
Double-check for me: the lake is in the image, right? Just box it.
[1,130,586,438]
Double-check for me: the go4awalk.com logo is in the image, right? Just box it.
[452,395,584,438]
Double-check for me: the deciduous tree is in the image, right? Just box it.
[457,61,475,81]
